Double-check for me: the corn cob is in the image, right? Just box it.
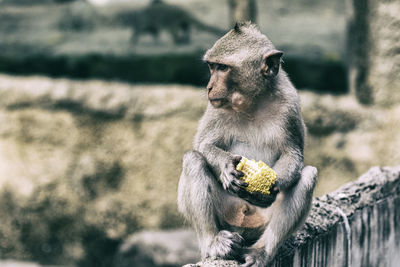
[236,157,277,195]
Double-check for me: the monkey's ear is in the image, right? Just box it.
[261,50,283,77]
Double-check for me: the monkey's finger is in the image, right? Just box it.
[271,186,279,195]
[228,183,242,193]
[237,188,258,200]
[232,155,242,165]
[270,184,279,192]
[227,186,240,195]
[237,191,250,200]
[256,191,277,202]
[269,185,280,197]
[237,247,252,262]
[231,170,245,178]
[228,183,248,195]
[241,256,256,267]
[231,178,248,187]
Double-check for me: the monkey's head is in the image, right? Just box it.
[203,22,283,113]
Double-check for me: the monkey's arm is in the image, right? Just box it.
[273,148,303,191]
[197,141,248,193]
[194,119,248,195]
[197,142,230,176]
[194,113,234,175]
[273,113,305,191]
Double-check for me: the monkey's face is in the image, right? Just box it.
[204,23,284,114]
[206,62,253,113]
[206,62,230,109]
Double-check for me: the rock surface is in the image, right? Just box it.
[184,259,240,267]
[114,229,200,267]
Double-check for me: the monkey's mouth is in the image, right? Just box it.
[209,98,228,108]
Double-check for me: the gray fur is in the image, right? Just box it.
[204,23,274,65]
[178,23,317,266]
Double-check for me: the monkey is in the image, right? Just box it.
[117,1,225,45]
[177,22,317,266]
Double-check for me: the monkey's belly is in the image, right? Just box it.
[221,199,275,229]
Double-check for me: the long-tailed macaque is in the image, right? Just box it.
[118,0,225,45]
[177,22,317,266]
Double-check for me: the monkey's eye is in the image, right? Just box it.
[217,64,229,71]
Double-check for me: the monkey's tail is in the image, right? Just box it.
[191,19,227,36]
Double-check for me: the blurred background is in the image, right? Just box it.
[0,0,398,266]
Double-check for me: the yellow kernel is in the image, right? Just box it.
[236,157,277,195]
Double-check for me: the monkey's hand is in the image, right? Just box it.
[220,155,249,195]
[241,248,272,267]
[238,184,279,208]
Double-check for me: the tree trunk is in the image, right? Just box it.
[228,0,257,26]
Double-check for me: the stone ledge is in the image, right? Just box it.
[0,74,205,121]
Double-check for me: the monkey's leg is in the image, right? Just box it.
[178,150,244,260]
[171,28,182,44]
[179,22,191,44]
[149,28,160,44]
[130,29,139,44]
[242,166,317,267]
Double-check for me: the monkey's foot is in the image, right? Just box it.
[241,249,271,267]
[207,230,244,260]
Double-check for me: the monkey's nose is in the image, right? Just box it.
[207,86,212,93]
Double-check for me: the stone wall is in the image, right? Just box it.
[346,0,400,106]
[0,74,399,266]
[0,74,205,265]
